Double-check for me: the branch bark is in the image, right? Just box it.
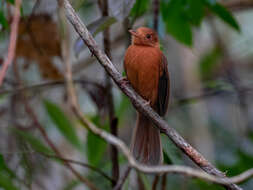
[63,0,242,189]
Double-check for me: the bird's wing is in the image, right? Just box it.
[157,53,170,116]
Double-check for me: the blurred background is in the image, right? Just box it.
[0,0,253,189]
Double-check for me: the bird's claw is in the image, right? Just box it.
[143,100,151,106]
[121,77,130,85]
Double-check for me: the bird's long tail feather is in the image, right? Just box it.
[131,113,163,165]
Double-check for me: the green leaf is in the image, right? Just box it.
[6,0,14,4]
[218,150,253,177]
[44,100,82,150]
[130,0,150,19]
[161,134,183,164]
[13,129,53,154]
[0,173,19,190]
[115,94,131,119]
[91,17,117,36]
[186,0,204,26]
[0,11,8,29]
[207,3,240,31]
[86,116,108,166]
[63,180,81,190]
[163,151,173,164]
[192,178,224,190]
[161,0,192,46]
[166,15,192,46]
[138,173,151,190]
[204,0,217,5]
[0,154,16,178]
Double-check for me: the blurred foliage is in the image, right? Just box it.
[44,100,83,151]
[13,128,53,155]
[0,154,16,179]
[0,154,19,190]
[0,0,252,190]
[0,11,8,29]
[199,46,223,80]
[160,0,239,46]
[86,115,108,166]
[130,0,150,20]
[0,173,19,190]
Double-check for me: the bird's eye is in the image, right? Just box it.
[146,34,151,39]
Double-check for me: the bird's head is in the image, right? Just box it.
[129,27,159,47]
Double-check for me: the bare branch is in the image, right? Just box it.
[0,0,22,86]
[43,154,115,184]
[63,1,241,189]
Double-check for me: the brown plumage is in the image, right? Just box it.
[124,27,170,165]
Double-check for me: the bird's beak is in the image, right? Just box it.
[129,29,139,38]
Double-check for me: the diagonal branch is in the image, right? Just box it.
[63,0,242,189]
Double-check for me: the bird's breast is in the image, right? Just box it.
[124,45,162,106]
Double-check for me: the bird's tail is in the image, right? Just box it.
[131,113,163,165]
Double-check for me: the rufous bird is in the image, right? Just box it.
[124,27,170,165]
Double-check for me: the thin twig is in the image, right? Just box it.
[161,174,167,190]
[0,0,22,86]
[63,1,241,189]
[43,154,115,184]
[152,175,159,190]
[113,166,131,190]
[0,79,104,96]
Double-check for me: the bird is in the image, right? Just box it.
[124,27,170,165]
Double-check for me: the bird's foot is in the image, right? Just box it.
[120,77,130,85]
[143,100,151,107]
